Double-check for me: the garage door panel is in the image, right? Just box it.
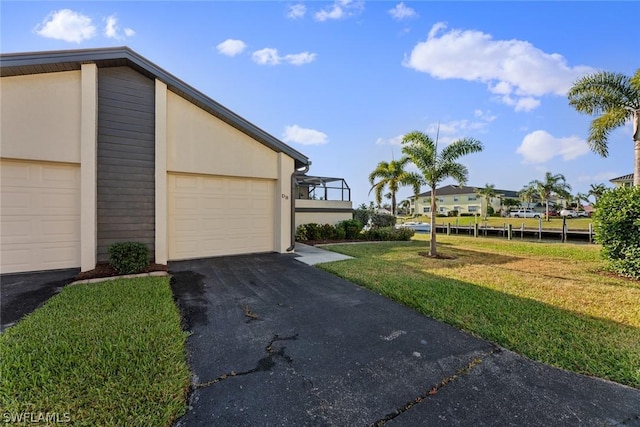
[168,174,275,260]
[1,160,80,273]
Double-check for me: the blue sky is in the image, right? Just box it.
[2,1,637,206]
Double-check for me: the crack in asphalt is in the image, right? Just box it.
[369,346,502,427]
[193,333,298,390]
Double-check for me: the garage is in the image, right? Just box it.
[0,160,80,274]
[168,173,275,260]
[1,47,310,274]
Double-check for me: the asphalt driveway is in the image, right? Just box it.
[1,268,78,332]
[170,253,640,426]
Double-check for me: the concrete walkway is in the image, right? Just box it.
[292,242,353,265]
[169,253,640,426]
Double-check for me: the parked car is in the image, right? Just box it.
[575,210,590,218]
[560,209,578,218]
[509,208,541,219]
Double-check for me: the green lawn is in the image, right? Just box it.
[319,235,640,388]
[0,276,191,426]
[403,215,593,230]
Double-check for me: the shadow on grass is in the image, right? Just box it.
[319,256,640,389]
[326,240,520,271]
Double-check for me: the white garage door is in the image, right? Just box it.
[0,160,80,274]
[168,174,275,260]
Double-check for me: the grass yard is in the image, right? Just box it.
[0,276,191,426]
[404,215,593,230]
[319,235,640,388]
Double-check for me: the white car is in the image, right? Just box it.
[560,209,578,218]
[509,209,541,218]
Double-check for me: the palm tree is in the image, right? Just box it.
[574,192,591,211]
[368,158,423,216]
[401,130,483,256]
[476,183,496,220]
[568,69,640,186]
[518,184,537,209]
[529,172,572,221]
[588,183,607,205]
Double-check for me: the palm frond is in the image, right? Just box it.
[588,108,629,157]
[440,138,484,162]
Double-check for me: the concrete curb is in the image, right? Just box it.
[69,271,169,286]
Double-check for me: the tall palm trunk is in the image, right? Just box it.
[430,185,437,256]
[634,110,639,186]
[392,192,397,216]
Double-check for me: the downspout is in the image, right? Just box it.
[287,162,311,252]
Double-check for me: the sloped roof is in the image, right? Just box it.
[610,173,634,183]
[410,185,519,198]
[0,46,310,168]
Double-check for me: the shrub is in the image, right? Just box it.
[448,210,459,217]
[353,206,371,227]
[592,185,640,279]
[362,226,415,241]
[337,219,363,240]
[320,223,337,240]
[370,213,396,228]
[108,241,150,275]
[487,206,495,216]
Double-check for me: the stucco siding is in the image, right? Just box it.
[166,92,278,178]
[0,71,81,164]
[97,67,155,262]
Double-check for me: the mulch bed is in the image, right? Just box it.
[74,263,168,281]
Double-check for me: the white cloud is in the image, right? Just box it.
[315,0,364,22]
[577,172,619,183]
[389,2,418,20]
[216,39,247,57]
[516,130,590,163]
[287,4,306,19]
[404,22,594,111]
[376,135,404,145]
[284,51,317,65]
[252,48,281,65]
[103,15,135,40]
[34,9,96,43]
[283,125,328,145]
[252,48,316,66]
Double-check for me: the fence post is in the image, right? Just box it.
[521,223,524,240]
[538,217,542,241]
[561,216,567,243]
[589,223,593,244]
[474,223,479,238]
[508,224,512,240]
[447,223,451,235]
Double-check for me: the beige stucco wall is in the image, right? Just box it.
[1,71,81,164]
[155,80,169,264]
[166,92,278,178]
[80,64,98,272]
[295,200,353,229]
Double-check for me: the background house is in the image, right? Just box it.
[408,185,519,216]
[0,47,349,275]
[610,173,634,188]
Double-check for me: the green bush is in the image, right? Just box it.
[362,226,415,241]
[337,219,363,240]
[448,210,459,217]
[592,186,640,279]
[353,205,371,227]
[370,213,396,228]
[108,241,150,275]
